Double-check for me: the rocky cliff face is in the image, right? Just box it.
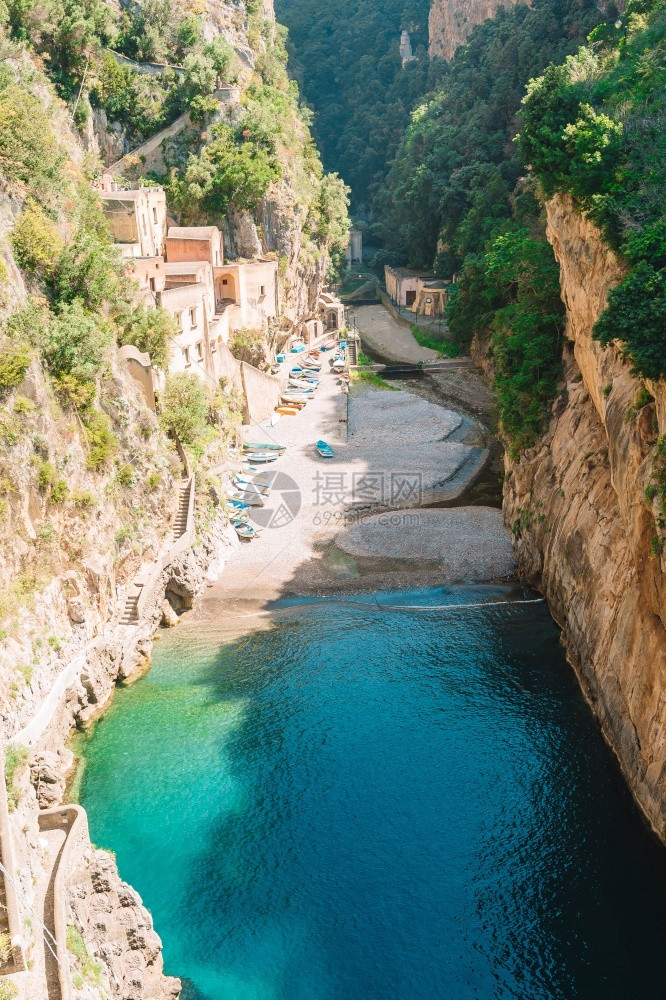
[503,193,666,840]
[429,0,522,60]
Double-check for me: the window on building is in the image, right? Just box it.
[222,278,228,286]
[183,347,190,366]
[210,339,217,353]
[196,341,204,360]
[152,207,157,223]
[149,277,155,292]
[260,285,266,296]
[190,307,197,328]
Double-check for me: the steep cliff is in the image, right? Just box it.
[503,193,666,840]
[428,0,522,60]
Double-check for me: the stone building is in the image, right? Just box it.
[215,258,279,331]
[319,292,345,331]
[129,255,166,306]
[100,185,167,257]
[385,265,450,314]
[165,226,224,268]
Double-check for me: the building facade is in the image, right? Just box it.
[101,186,167,258]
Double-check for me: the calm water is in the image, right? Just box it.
[78,586,666,1000]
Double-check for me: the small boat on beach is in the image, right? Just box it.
[332,360,346,373]
[282,394,309,405]
[316,440,335,458]
[243,453,280,463]
[242,442,285,453]
[321,339,336,350]
[230,492,265,507]
[232,520,256,540]
[233,478,270,495]
[290,342,306,353]
[276,405,300,416]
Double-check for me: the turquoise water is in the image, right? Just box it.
[79,586,666,999]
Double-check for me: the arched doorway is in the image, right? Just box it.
[217,272,238,307]
[327,310,338,330]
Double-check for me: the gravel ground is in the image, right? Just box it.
[335,508,515,582]
[196,344,514,607]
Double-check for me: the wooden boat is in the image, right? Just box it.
[286,382,314,393]
[235,471,277,487]
[233,479,270,496]
[232,520,256,540]
[242,442,286,452]
[242,455,279,466]
[281,394,309,405]
[289,379,318,390]
[276,405,300,415]
[332,360,346,373]
[316,440,335,458]
[321,339,336,350]
[229,491,265,507]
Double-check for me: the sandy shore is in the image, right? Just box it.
[198,328,514,612]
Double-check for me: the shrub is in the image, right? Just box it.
[116,464,135,487]
[10,201,63,276]
[37,461,56,492]
[72,491,95,508]
[0,980,18,999]
[36,519,56,543]
[42,301,112,381]
[0,347,31,394]
[51,374,97,408]
[593,263,666,380]
[4,742,28,811]
[0,86,65,198]
[53,230,122,310]
[50,478,68,503]
[13,394,36,413]
[82,409,118,470]
[159,371,209,446]
[66,925,104,988]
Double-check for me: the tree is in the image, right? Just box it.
[159,371,209,446]
[117,305,178,370]
[42,300,113,380]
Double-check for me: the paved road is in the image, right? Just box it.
[354,303,439,364]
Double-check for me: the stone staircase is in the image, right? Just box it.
[173,478,192,540]
[120,469,195,626]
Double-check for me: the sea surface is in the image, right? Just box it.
[77,585,666,999]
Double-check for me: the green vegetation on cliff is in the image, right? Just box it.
[275,0,432,208]
[519,0,666,379]
[372,0,599,451]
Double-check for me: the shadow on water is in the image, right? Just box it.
[77,586,666,1000]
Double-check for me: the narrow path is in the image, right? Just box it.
[354,303,439,364]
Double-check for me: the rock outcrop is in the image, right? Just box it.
[429,0,522,60]
[503,193,666,840]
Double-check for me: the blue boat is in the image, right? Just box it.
[290,343,306,353]
[316,440,335,458]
